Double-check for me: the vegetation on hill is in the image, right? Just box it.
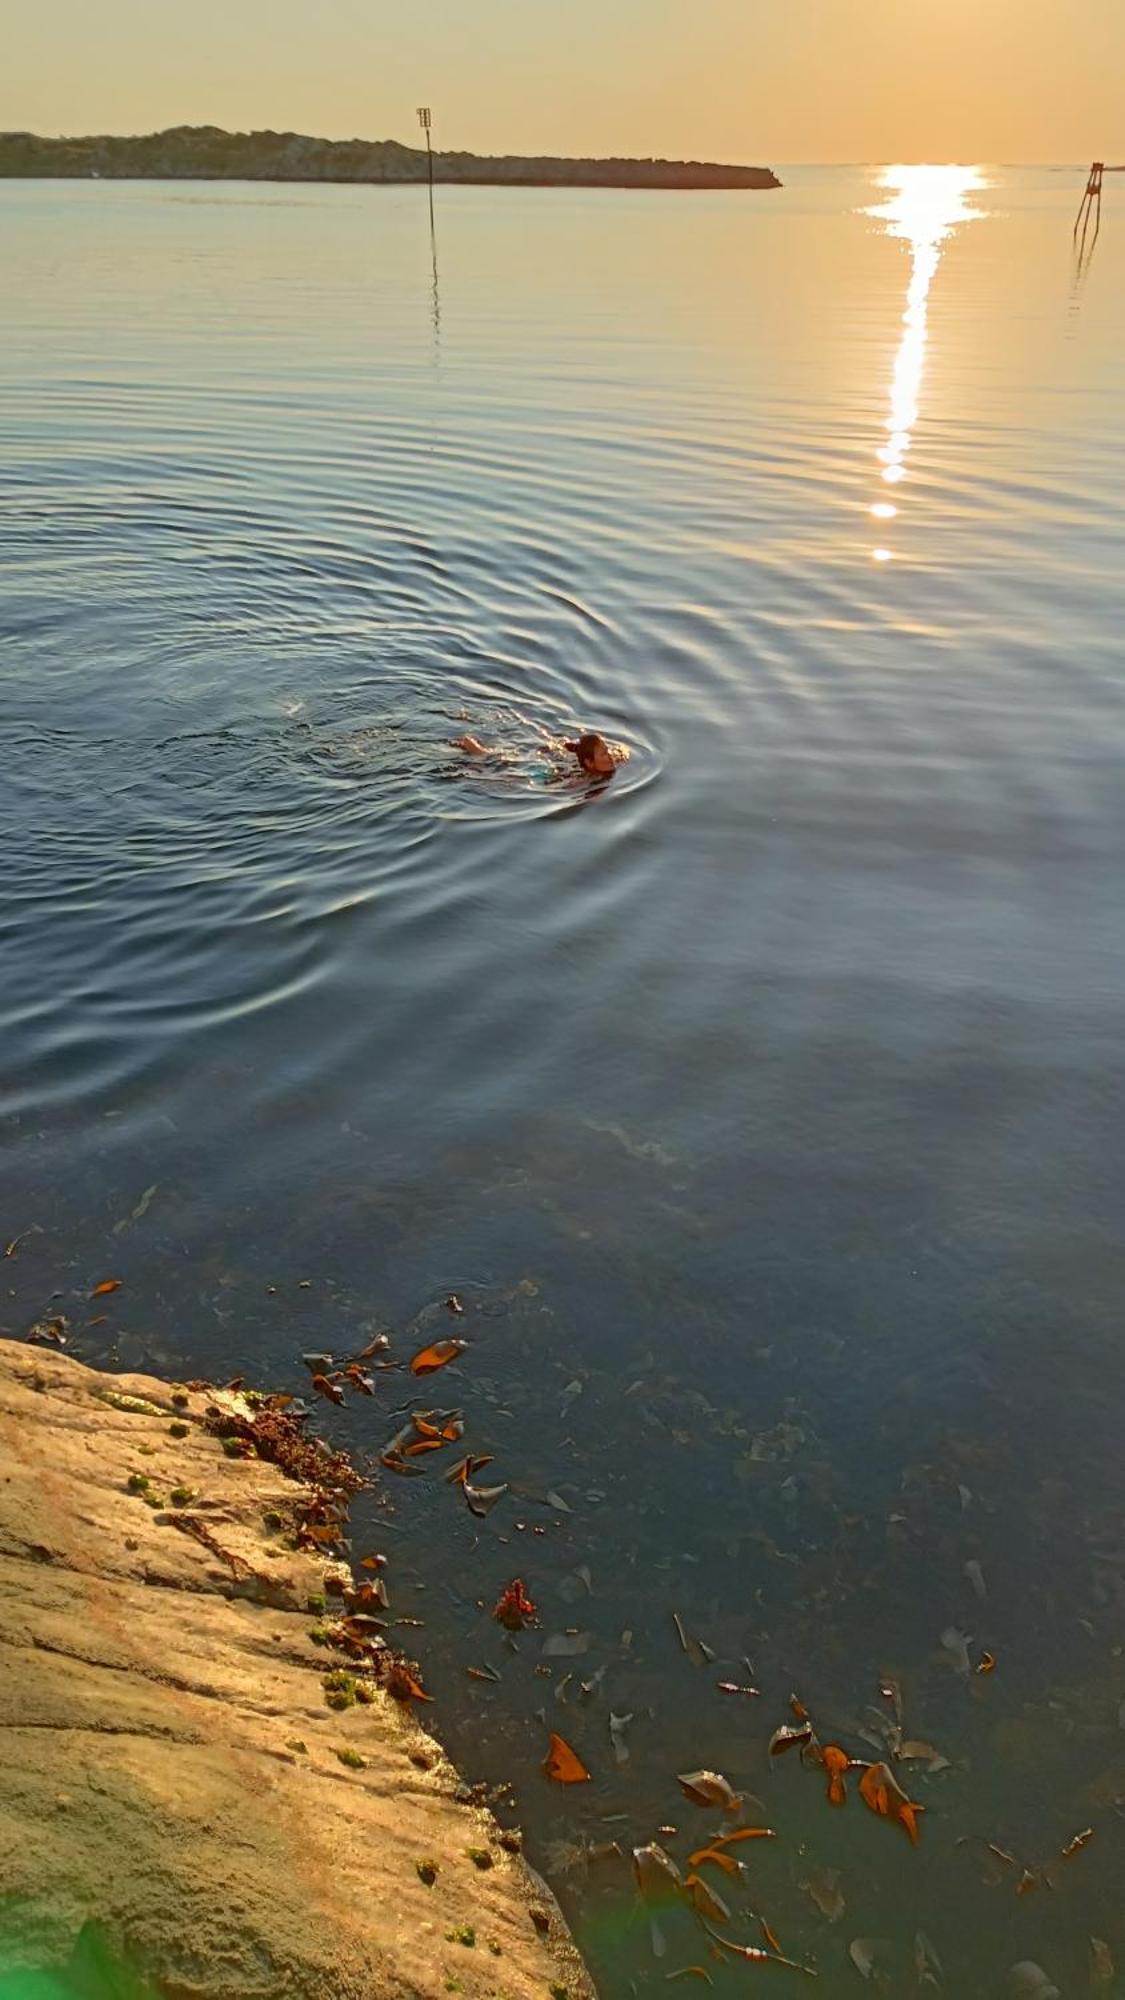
[0,124,781,190]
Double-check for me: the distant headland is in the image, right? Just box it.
[0,124,781,191]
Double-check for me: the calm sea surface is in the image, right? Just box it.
[3,167,1124,1993]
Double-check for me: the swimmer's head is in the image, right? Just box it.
[565,731,618,777]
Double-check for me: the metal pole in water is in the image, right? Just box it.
[417,107,435,242]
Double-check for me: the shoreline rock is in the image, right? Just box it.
[0,1337,595,2000]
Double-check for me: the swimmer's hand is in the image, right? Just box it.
[456,734,490,756]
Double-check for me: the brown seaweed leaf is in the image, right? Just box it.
[352,1332,391,1360]
[683,1873,731,1924]
[311,1373,345,1406]
[769,1723,814,1757]
[677,1770,743,1812]
[91,1278,122,1297]
[543,1733,590,1783]
[464,1478,509,1518]
[857,1762,924,1845]
[849,1938,891,1982]
[821,1744,849,1806]
[410,1338,467,1376]
[1058,1826,1094,1861]
[445,1451,494,1486]
[385,1660,432,1703]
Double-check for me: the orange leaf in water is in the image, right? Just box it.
[311,1374,345,1406]
[386,1663,432,1702]
[410,1338,467,1377]
[822,1744,849,1806]
[790,1693,811,1723]
[687,1847,741,1878]
[858,1761,924,1845]
[684,1874,731,1924]
[359,1553,387,1572]
[759,1918,783,1954]
[975,1650,997,1675]
[710,1828,776,1848]
[404,1438,446,1456]
[543,1733,591,1784]
[91,1279,122,1298]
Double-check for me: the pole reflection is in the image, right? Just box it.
[864,166,985,559]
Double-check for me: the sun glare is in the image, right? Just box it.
[864,166,985,560]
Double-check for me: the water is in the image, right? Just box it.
[3,167,1124,1995]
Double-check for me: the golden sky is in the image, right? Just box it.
[4,0,1119,163]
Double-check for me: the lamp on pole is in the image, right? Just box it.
[417,107,435,239]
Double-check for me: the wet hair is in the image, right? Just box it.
[570,732,613,773]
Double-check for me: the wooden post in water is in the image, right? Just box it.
[417,107,435,243]
[1074,161,1104,249]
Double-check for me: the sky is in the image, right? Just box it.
[4,0,1121,165]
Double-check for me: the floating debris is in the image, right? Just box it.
[633,1844,683,1962]
[940,1626,972,1675]
[964,1559,987,1600]
[113,1184,158,1234]
[769,1723,814,1757]
[849,1938,891,1981]
[703,1924,814,1978]
[410,1338,467,1377]
[683,1872,730,1924]
[464,1478,509,1518]
[1089,1938,1114,1986]
[609,1711,633,1765]
[914,1932,943,1990]
[311,1374,345,1406]
[857,1762,923,1845]
[4,1226,42,1259]
[493,1578,536,1630]
[820,1744,849,1806]
[677,1770,743,1812]
[26,1316,68,1347]
[801,1867,845,1923]
[543,1733,590,1783]
[671,1611,713,1668]
[90,1279,122,1298]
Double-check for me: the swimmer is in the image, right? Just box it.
[455,728,627,779]
[562,731,627,778]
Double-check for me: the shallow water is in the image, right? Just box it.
[2,167,1124,1994]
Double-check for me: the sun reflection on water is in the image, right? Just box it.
[865,166,986,555]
